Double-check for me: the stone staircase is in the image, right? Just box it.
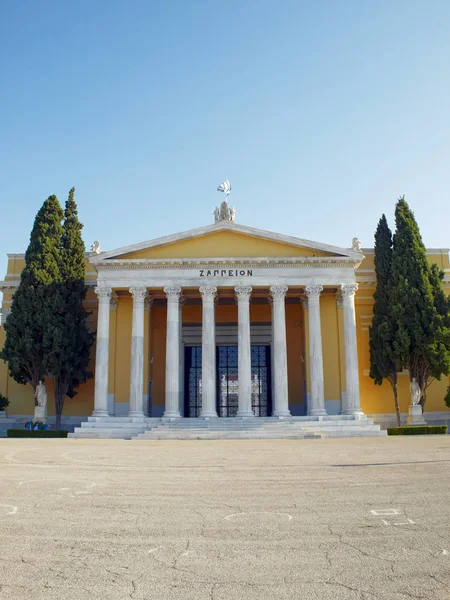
[70,415,386,440]
[69,417,161,439]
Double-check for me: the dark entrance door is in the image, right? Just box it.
[250,345,272,417]
[184,345,272,418]
[217,346,239,417]
[184,346,202,418]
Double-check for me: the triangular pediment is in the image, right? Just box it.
[91,222,361,263]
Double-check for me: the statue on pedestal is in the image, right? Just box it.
[34,380,48,423]
[409,377,421,406]
[407,377,426,426]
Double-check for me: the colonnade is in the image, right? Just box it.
[92,284,362,418]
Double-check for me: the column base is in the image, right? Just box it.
[92,410,109,417]
[237,410,255,417]
[272,409,291,418]
[128,410,145,418]
[163,410,182,418]
[307,408,327,416]
[199,410,218,418]
[342,409,364,416]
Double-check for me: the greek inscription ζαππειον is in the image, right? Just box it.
[199,269,253,277]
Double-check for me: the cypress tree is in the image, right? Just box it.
[390,196,450,406]
[0,196,63,391]
[420,263,450,402]
[45,188,93,428]
[369,215,401,425]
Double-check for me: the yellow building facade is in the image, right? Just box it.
[1,216,449,433]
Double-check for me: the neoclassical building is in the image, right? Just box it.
[1,206,449,435]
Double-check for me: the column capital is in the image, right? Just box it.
[164,286,182,301]
[95,286,112,301]
[270,285,288,299]
[129,287,148,303]
[199,286,218,300]
[340,283,358,298]
[305,285,323,298]
[234,285,252,301]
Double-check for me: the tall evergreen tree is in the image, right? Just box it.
[390,196,450,406]
[0,196,63,391]
[369,215,401,425]
[418,263,450,402]
[45,188,93,428]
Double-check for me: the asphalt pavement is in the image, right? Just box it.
[0,436,449,599]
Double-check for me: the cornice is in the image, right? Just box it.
[94,256,362,271]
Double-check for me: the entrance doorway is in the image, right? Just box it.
[184,345,272,418]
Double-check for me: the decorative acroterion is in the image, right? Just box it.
[351,238,362,253]
[214,178,236,223]
[90,241,101,255]
[217,177,231,198]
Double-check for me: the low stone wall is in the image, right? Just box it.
[368,411,450,430]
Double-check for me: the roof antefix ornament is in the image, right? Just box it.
[214,177,236,223]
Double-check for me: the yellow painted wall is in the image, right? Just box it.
[151,304,167,410]
[320,295,342,401]
[119,230,338,259]
[286,303,305,408]
[355,284,450,415]
[0,328,95,417]
[113,296,132,405]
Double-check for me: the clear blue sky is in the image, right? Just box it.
[1,0,450,282]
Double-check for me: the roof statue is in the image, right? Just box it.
[214,178,235,223]
[90,241,101,255]
[351,237,362,253]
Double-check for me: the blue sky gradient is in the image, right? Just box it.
[1,1,450,280]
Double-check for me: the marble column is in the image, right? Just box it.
[341,284,363,415]
[270,285,291,417]
[268,297,275,402]
[235,286,254,417]
[144,295,153,417]
[200,286,218,418]
[163,286,182,418]
[128,287,148,418]
[178,298,184,417]
[305,285,327,416]
[93,287,112,417]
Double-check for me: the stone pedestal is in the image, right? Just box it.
[33,406,48,423]
[406,404,426,426]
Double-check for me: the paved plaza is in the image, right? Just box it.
[0,437,449,600]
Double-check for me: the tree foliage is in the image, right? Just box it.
[390,197,450,405]
[0,196,63,389]
[1,190,93,428]
[45,188,93,428]
[369,214,401,425]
